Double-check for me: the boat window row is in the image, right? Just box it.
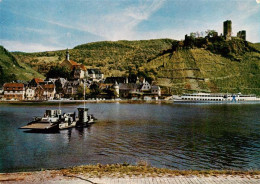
[182,98,223,101]
[183,94,224,97]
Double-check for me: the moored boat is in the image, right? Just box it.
[173,92,260,103]
[20,109,61,131]
[20,82,96,131]
[20,108,96,131]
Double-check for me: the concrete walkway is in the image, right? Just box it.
[1,172,259,184]
[62,176,260,184]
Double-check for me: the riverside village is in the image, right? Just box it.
[1,49,161,101]
[0,20,259,103]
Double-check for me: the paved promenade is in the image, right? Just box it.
[60,175,260,184]
[1,172,259,184]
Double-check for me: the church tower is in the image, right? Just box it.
[66,48,69,61]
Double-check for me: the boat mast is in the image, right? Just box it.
[83,81,86,110]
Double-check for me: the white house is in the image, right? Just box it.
[25,87,35,100]
[87,69,104,81]
[141,80,151,92]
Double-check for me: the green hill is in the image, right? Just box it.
[13,39,175,76]
[11,38,260,95]
[0,46,44,85]
[143,38,260,95]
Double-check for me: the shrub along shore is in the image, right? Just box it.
[3,164,259,177]
[60,164,260,178]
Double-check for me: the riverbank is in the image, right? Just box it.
[1,165,259,183]
[0,99,173,105]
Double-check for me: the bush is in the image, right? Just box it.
[46,65,71,79]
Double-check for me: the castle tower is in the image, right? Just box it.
[237,30,246,41]
[66,48,69,61]
[223,20,232,41]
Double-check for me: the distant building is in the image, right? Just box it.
[119,83,142,98]
[0,88,3,100]
[35,83,56,100]
[54,78,67,98]
[104,77,128,84]
[113,81,119,98]
[223,20,232,41]
[151,85,161,97]
[118,78,161,99]
[61,49,86,79]
[237,30,246,41]
[87,69,104,81]
[140,79,151,92]
[28,78,44,87]
[73,65,87,79]
[43,84,56,100]
[63,80,80,96]
[3,83,25,100]
[25,87,35,100]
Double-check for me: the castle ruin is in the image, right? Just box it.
[237,30,246,41]
[223,20,232,41]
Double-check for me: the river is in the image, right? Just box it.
[0,102,259,172]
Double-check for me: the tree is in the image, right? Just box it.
[76,84,91,99]
[104,88,117,98]
[46,66,71,79]
[90,83,101,96]
[0,65,16,86]
[206,30,217,38]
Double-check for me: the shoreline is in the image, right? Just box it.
[1,164,259,183]
[1,99,260,105]
[0,99,173,105]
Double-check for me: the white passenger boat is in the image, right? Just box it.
[173,92,260,103]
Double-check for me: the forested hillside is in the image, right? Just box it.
[8,38,260,95]
[0,46,44,85]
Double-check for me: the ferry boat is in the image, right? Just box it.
[20,109,61,131]
[20,108,95,131]
[20,82,95,131]
[173,92,260,103]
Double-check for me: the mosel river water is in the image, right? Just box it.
[0,102,259,172]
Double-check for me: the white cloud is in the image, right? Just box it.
[79,0,165,41]
[0,40,63,52]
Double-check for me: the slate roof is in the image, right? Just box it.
[105,77,126,84]
[119,83,142,90]
[87,69,103,74]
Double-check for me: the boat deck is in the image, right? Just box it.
[20,123,54,130]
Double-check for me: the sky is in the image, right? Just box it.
[0,0,259,52]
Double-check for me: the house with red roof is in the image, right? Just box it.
[3,83,25,100]
[35,83,56,100]
[28,78,44,87]
[61,49,86,79]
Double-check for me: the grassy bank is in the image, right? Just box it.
[60,164,260,178]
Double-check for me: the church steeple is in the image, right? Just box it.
[66,48,69,61]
